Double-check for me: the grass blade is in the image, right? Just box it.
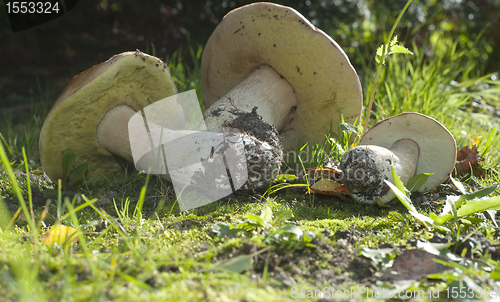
[0,140,37,237]
[21,148,34,222]
[406,173,433,193]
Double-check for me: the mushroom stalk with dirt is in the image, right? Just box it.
[339,112,457,204]
[201,2,363,190]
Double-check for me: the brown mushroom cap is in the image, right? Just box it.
[39,50,178,185]
[359,112,457,192]
[201,2,362,151]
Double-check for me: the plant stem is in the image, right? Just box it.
[362,0,413,135]
[363,65,383,135]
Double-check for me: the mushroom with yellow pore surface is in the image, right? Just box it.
[201,2,363,188]
[40,50,184,185]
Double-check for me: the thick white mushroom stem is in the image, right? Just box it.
[96,105,209,183]
[340,139,419,204]
[201,65,295,191]
[96,105,136,162]
[95,105,269,192]
[203,65,297,132]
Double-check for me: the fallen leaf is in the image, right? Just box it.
[307,160,351,196]
[390,249,450,281]
[213,254,253,273]
[453,145,485,177]
[358,247,395,267]
[42,224,78,247]
[309,178,350,196]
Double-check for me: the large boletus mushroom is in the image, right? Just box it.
[40,50,181,185]
[201,2,363,187]
[340,112,457,204]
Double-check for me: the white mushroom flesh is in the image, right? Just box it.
[203,65,297,132]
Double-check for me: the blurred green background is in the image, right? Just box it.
[1,0,499,110]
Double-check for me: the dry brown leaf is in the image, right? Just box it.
[390,249,449,281]
[453,145,485,177]
[309,178,350,196]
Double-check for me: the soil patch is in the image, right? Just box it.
[223,107,284,193]
[210,236,377,289]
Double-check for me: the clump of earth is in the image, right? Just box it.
[193,107,283,193]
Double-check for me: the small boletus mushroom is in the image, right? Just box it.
[201,2,363,188]
[340,112,457,204]
[40,50,181,185]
